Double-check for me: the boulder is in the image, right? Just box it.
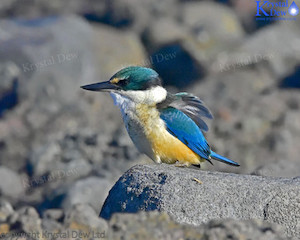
[100,164,300,238]
[0,167,24,199]
[212,22,300,80]
[60,177,112,213]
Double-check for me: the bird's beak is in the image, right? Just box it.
[80,81,119,92]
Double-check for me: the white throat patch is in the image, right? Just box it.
[112,86,167,105]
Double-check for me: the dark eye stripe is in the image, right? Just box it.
[117,78,128,87]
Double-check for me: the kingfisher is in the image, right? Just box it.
[81,66,239,168]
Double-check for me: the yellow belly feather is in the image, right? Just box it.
[136,104,203,166]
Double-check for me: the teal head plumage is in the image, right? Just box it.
[81,66,161,92]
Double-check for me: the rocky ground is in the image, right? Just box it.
[0,0,300,239]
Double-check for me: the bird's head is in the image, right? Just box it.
[81,66,166,104]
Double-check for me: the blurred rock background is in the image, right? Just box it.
[0,0,299,238]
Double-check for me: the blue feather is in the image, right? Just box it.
[210,151,240,166]
[160,107,211,159]
[160,107,240,166]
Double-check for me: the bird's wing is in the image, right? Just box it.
[158,92,213,132]
[159,107,211,160]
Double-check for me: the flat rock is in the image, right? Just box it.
[100,164,300,238]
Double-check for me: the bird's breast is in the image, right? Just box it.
[110,92,201,165]
[134,104,202,165]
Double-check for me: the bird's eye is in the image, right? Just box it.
[117,78,129,87]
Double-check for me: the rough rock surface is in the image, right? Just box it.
[100,164,300,238]
[108,211,287,240]
[1,201,288,240]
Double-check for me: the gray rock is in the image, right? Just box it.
[61,177,113,213]
[0,16,97,106]
[91,23,147,79]
[0,200,14,223]
[43,208,64,221]
[181,2,245,44]
[41,209,64,233]
[28,140,92,179]
[0,62,19,117]
[180,2,245,68]
[100,164,300,238]
[222,22,300,80]
[143,17,188,52]
[143,2,245,88]
[108,211,286,240]
[64,204,108,233]
[105,0,179,32]
[0,0,107,19]
[252,159,300,178]
[0,167,24,199]
[16,206,42,234]
[2,203,287,240]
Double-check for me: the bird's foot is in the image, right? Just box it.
[174,162,189,167]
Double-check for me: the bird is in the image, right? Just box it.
[81,66,239,168]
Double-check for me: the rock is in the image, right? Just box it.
[180,2,245,68]
[108,211,202,240]
[100,164,300,238]
[252,159,300,178]
[108,211,286,240]
[280,66,300,89]
[16,207,42,234]
[91,23,147,79]
[0,16,97,105]
[198,218,286,240]
[234,22,300,80]
[230,0,259,32]
[0,0,107,19]
[2,203,287,240]
[103,0,179,32]
[143,18,205,88]
[60,177,112,213]
[43,208,64,221]
[64,204,108,235]
[180,2,245,45]
[0,200,14,223]
[41,209,64,233]
[0,167,24,199]
[28,139,92,179]
[0,62,19,117]
[142,2,245,88]
[143,17,188,52]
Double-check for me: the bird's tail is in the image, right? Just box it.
[210,151,240,166]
